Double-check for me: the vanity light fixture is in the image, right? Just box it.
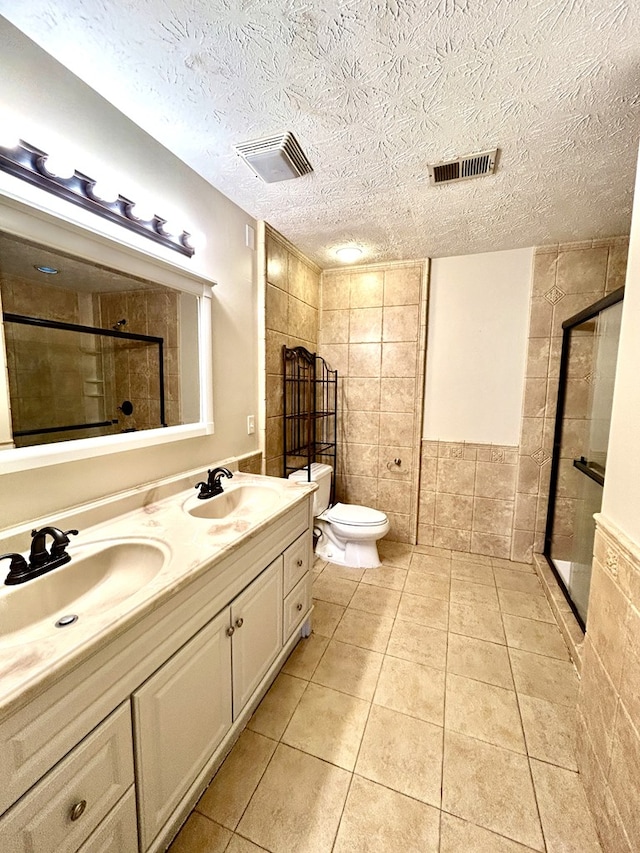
[335,245,363,263]
[0,139,195,257]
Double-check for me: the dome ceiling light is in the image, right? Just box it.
[335,246,363,263]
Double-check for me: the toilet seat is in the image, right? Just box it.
[323,502,388,527]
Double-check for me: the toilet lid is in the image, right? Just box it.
[325,503,388,526]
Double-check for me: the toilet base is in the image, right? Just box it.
[315,535,383,569]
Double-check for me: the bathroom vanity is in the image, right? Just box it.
[0,468,315,852]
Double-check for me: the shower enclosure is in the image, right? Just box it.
[545,287,624,629]
[3,312,166,446]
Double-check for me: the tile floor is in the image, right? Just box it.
[169,542,603,853]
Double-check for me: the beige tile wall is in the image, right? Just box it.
[1,276,97,445]
[1,272,183,444]
[513,237,628,564]
[577,515,640,853]
[418,441,519,558]
[98,289,181,429]
[264,225,321,477]
[319,262,427,543]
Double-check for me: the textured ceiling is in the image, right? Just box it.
[2,1,640,267]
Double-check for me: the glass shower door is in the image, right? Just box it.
[545,290,624,628]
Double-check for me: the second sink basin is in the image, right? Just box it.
[0,538,170,646]
[185,483,281,520]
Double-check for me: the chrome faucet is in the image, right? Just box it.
[195,467,233,500]
[0,526,78,585]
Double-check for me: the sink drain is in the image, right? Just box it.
[55,614,78,628]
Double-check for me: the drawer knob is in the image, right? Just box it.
[70,800,87,822]
[235,617,244,628]
[226,626,235,637]
[296,559,303,567]
[297,602,303,611]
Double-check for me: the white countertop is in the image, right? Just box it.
[0,471,315,717]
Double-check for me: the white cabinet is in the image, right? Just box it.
[231,556,283,717]
[0,703,133,853]
[133,608,232,851]
[0,491,313,853]
[134,555,284,850]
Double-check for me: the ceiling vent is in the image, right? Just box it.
[235,132,313,183]
[428,149,498,186]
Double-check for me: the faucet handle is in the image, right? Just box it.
[50,529,78,558]
[1,553,30,586]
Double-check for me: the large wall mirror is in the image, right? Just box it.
[0,193,214,472]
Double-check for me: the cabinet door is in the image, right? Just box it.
[133,608,232,851]
[231,556,283,718]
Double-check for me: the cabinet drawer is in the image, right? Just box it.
[0,702,133,853]
[283,532,311,595]
[283,573,311,642]
[77,787,137,853]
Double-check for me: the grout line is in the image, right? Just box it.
[505,602,550,853]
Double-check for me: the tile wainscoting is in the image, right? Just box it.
[576,515,640,853]
[418,441,520,559]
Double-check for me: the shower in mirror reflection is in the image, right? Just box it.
[0,229,200,448]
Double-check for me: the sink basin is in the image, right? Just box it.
[0,538,170,645]
[185,483,281,520]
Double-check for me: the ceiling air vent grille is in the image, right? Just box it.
[236,132,313,183]
[428,149,498,186]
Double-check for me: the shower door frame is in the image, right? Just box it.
[543,285,625,632]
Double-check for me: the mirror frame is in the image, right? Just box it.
[0,191,215,474]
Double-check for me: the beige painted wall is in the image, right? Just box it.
[424,248,533,446]
[0,21,259,528]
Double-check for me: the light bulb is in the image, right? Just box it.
[0,130,20,149]
[182,229,204,250]
[89,178,119,204]
[158,219,182,237]
[41,151,76,180]
[129,201,156,222]
[0,113,22,149]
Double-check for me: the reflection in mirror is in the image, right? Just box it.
[0,231,200,448]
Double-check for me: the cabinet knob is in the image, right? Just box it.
[226,626,235,637]
[296,602,303,611]
[296,559,303,567]
[235,617,244,628]
[70,800,87,821]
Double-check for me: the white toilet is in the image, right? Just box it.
[289,462,390,568]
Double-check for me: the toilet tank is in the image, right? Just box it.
[288,462,332,516]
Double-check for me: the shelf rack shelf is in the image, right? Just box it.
[283,345,337,503]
